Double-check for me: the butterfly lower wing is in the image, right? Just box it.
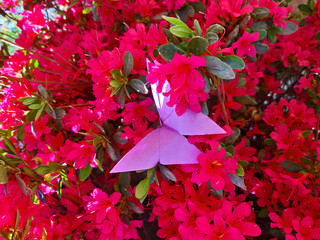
[110,129,160,173]
[163,108,226,136]
[159,126,200,165]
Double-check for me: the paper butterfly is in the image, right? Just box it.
[110,69,225,173]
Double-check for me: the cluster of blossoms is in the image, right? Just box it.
[0,0,320,239]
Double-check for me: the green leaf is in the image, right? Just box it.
[82,7,92,14]
[204,32,219,45]
[300,157,313,168]
[234,95,257,105]
[298,4,312,13]
[176,5,195,22]
[278,22,299,35]
[162,16,189,28]
[253,43,269,54]
[158,44,185,62]
[123,51,134,77]
[15,174,28,195]
[194,19,202,36]
[34,165,50,175]
[28,104,42,110]
[3,137,18,156]
[112,132,128,145]
[206,24,224,34]
[79,164,92,181]
[54,108,66,119]
[48,162,61,172]
[187,36,209,56]
[162,28,180,45]
[229,173,247,191]
[226,145,235,155]
[264,138,276,146]
[281,160,305,173]
[255,29,267,41]
[189,1,206,13]
[14,209,20,232]
[70,0,80,7]
[200,101,209,115]
[224,128,241,145]
[128,201,143,214]
[119,172,131,190]
[250,21,268,32]
[236,164,245,176]
[35,104,45,121]
[22,98,37,106]
[106,143,120,161]
[170,25,194,38]
[16,125,25,143]
[130,79,148,94]
[159,165,176,182]
[38,85,47,99]
[0,166,8,184]
[119,172,132,197]
[220,55,245,70]
[110,80,123,88]
[252,7,270,19]
[135,178,150,200]
[116,87,125,108]
[204,56,235,80]
[267,30,277,44]
[45,104,56,119]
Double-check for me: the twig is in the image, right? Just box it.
[209,74,229,125]
[316,114,320,141]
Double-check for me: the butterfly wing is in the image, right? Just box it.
[110,129,160,173]
[163,108,226,136]
[159,126,200,165]
[151,81,174,121]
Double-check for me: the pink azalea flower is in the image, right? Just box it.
[150,54,208,116]
[197,148,238,190]
[64,141,98,169]
[122,97,158,125]
[83,188,121,223]
[232,31,260,57]
[221,0,253,18]
[219,200,261,238]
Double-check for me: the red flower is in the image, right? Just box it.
[197,148,238,190]
[83,188,121,223]
[122,97,158,125]
[233,31,260,57]
[218,200,261,238]
[148,54,208,116]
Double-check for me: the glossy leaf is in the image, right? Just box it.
[158,44,185,62]
[220,55,245,70]
[205,56,235,80]
[79,164,92,181]
[38,85,48,99]
[130,79,148,94]
[281,160,305,173]
[187,36,209,56]
[123,51,133,77]
[252,7,270,19]
[278,22,299,35]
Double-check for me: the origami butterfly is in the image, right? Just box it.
[110,71,225,173]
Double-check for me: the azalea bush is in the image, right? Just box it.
[0,0,320,239]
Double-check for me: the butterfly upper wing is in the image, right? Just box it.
[151,81,174,121]
[110,129,160,173]
[163,108,226,136]
[159,126,200,165]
